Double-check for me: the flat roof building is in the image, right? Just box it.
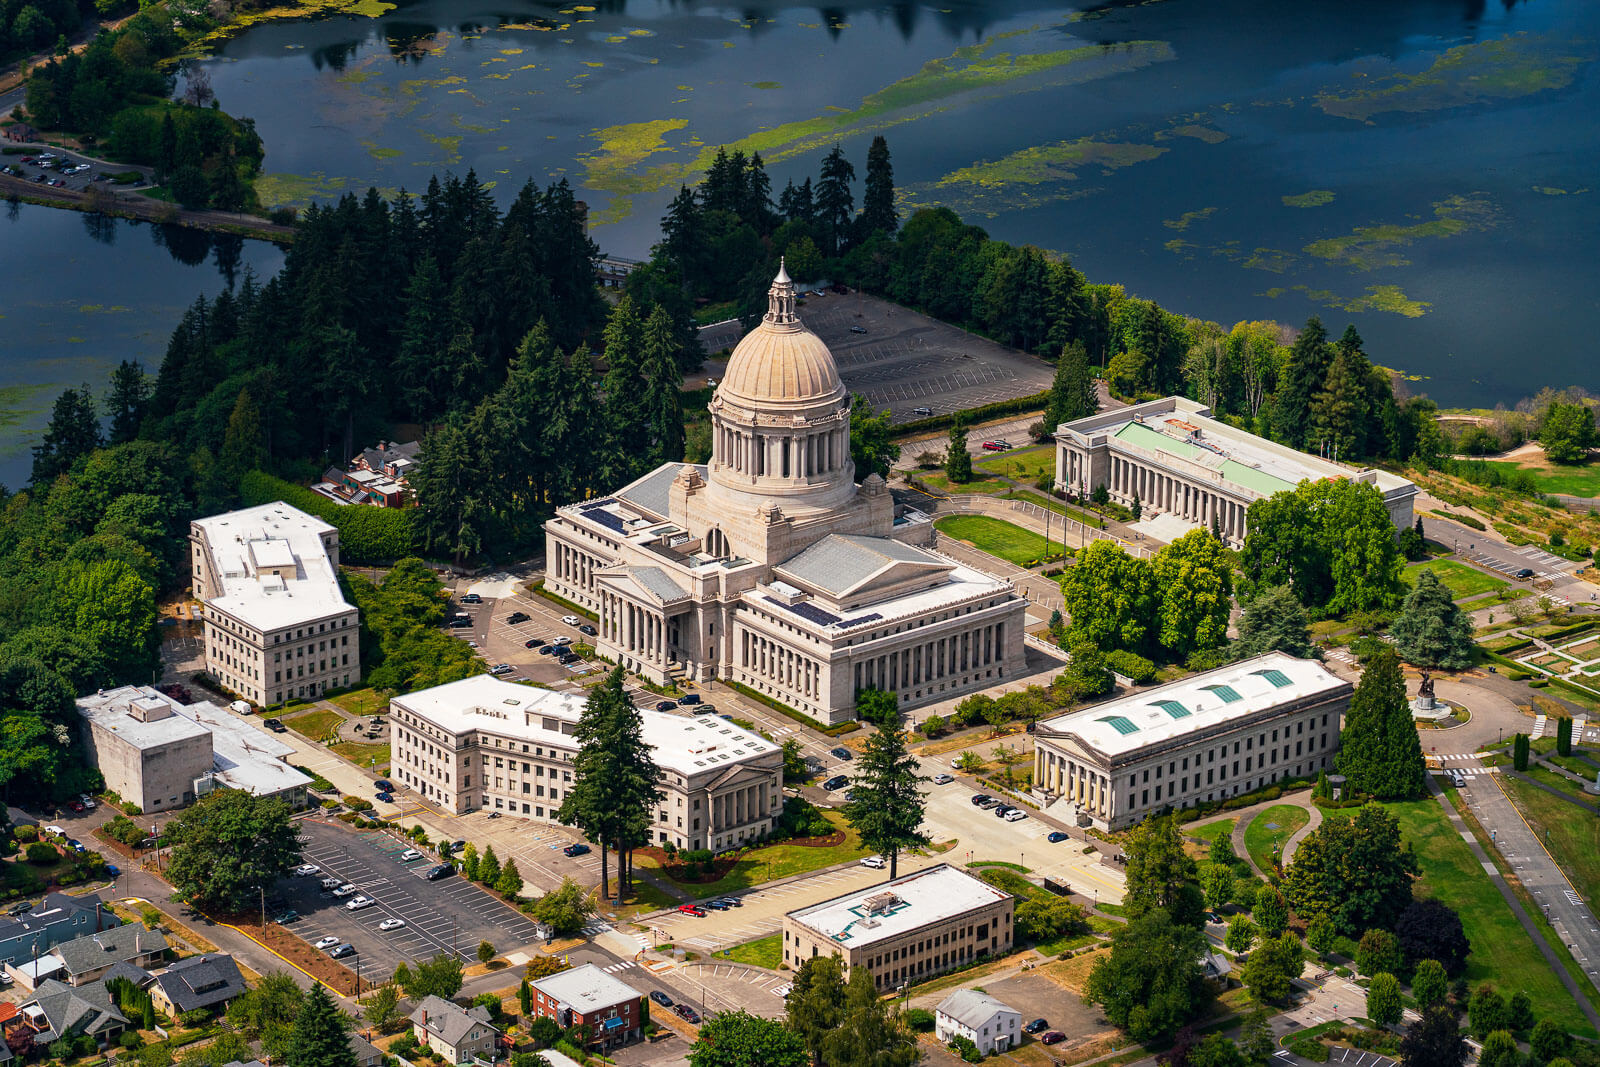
[190,501,359,707]
[528,964,642,1052]
[782,864,1014,992]
[1055,397,1416,546]
[78,686,313,813]
[390,676,783,853]
[1033,652,1351,830]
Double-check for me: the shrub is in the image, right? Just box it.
[949,1034,982,1063]
[906,1008,936,1032]
[1105,649,1156,684]
[13,824,37,843]
[104,815,147,847]
[25,842,58,864]
[343,796,374,811]
[1290,1039,1329,1062]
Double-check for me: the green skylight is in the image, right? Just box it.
[1252,669,1293,689]
[1152,700,1190,719]
[1200,684,1242,704]
[1097,715,1139,736]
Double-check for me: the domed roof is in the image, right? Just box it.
[717,263,844,409]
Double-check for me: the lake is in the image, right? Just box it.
[0,204,285,491]
[5,0,1597,476]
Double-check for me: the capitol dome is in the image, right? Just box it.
[716,262,845,411]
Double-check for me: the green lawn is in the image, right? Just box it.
[721,934,782,969]
[1186,818,1237,851]
[1484,460,1600,497]
[1402,559,1509,600]
[284,708,344,742]
[917,470,1015,495]
[330,741,391,771]
[330,688,386,718]
[974,445,1056,483]
[1243,805,1308,873]
[1386,797,1593,1036]
[1521,763,1593,803]
[1004,489,1066,515]
[1502,777,1600,913]
[638,812,869,897]
[933,515,1062,567]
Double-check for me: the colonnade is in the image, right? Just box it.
[600,590,673,669]
[740,630,822,701]
[552,540,602,597]
[716,422,850,480]
[851,622,1006,694]
[711,783,768,833]
[1092,451,1248,542]
[1036,749,1112,819]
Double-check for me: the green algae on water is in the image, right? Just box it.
[1316,33,1594,123]
[253,171,350,208]
[1164,124,1227,144]
[1163,206,1216,231]
[1303,194,1496,271]
[1282,190,1335,208]
[750,81,782,90]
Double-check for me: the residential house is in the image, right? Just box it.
[0,893,117,969]
[52,924,169,987]
[347,1032,383,1067]
[935,989,1022,1056]
[320,440,421,508]
[527,964,642,1051]
[15,967,146,1048]
[408,995,499,1063]
[149,954,247,1015]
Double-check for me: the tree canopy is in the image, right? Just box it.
[689,1010,808,1067]
[841,727,928,879]
[164,789,302,912]
[1391,570,1476,669]
[1084,908,1210,1042]
[1284,802,1418,935]
[1336,649,1427,800]
[1122,816,1206,930]
[1241,479,1403,617]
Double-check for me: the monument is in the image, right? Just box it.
[1410,671,1453,723]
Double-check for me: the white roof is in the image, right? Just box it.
[786,864,1011,949]
[193,502,354,631]
[937,989,1018,1029]
[1038,652,1349,758]
[531,964,640,1012]
[78,687,210,750]
[173,700,313,797]
[390,676,777,776]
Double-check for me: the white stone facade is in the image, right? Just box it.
[190,502,360,706]
[544,268,1028,724]
[1055,396,1417,546]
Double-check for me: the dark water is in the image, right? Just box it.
[5,0,1597,478]
[0,204,286,490]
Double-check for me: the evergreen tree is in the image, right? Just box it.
[1235,585,1315,659]
[1513,732,1529,771]
[1336,649,1427,799]
[1122,816,1206,929]
[640,305,686,469]
[1391,570,1475,669]
[103,360,150,445]
[394,254,456,420]
[1273,316,1331,449]
[778,177,815,222]
[822,965,917,1067]
[219,388,267,474]
[660,185,707,287]
[1045,340,1096,429]
[598,295,647,474]
[30,384,103,486]
[496,858,524,897]
[478,844,501,886]
[857,135,898,240]
[409,419,486,565]
[1312,346,1373,460]
[815,143,856,256]
[283,984,357,1067]
[841,726,928,879]
[786,955,847,1066]
[945,422,972,483]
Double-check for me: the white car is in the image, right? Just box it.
[398,849,422,862]
[561,615,580,625]
[293,864,320,876]
[378,917,406,931]
[345,896,375,911]
[860,855,886,869]
[313,936,340,950]
[332,883,357,897]
[931,773,954,785]
[78,795,97,810]
[44,825,66,838]
[553,636,573,646]
[1003,809,1028,822]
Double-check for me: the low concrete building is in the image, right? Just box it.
[390,676,783,852]
[782,864,1014,992]
[77,686,312,813]
[191,501,359,706]
[1055,396,1417,546]
[528,964,642,1051]
[935,989,1022,1056]
[408,995,499,1064]
[1032,652,1351,831]
[148,954,247,1015]
[0,893,116,970]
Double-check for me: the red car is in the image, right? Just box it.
[68,802,85,813]
[981,440,1013,452]
[677,904,707,917]
[1041,1031,1066,1045]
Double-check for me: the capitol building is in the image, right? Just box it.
[544,266,1027,724]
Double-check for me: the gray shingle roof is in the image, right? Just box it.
[26,977,129,1039]
[776,534,944,598]
[54,923,168,977]
[151,954,246,1012]
[409,995,496,1047]
[0,892,109,944]
[936,989,1015,1030]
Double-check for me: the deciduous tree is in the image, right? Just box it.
[1284,802,1418,934]
[1401,1007,1466,1067]
[164,790,300,913]
[1367,972,1403,1026]
[1538,401,1595,465]
[689,1010,808,1067]
[1396,899,1469,975]
[849,400,897,480]
[1123,816,1206,930]
[1062,540,1157,655]
[1411,959,1448,1010]
[1084,909,1210,1041]
[1477,1032,1519,1067]
[1240,932,1304,1005]
[531,876,597,938]
[1150,530,1233,658]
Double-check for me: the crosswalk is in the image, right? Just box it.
[581,918,613,937]
[1325,648,1355,665]
[603,960,638,974]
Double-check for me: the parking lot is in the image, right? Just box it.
[274,819,544,981]
[699,290,1054,423]
[0,149,146,193]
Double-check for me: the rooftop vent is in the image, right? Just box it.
[864,892,900,916]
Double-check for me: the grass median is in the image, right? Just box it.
[636,812,871,897]
[1242,805,1307,873]
[1402,559,1509,600]
[284,708,343,741]
[933,514,1062,567]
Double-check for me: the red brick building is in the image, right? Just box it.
[528,964,642,1051]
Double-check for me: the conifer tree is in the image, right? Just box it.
[822,965,917,1067]
[816,143,856,256]
[283,984,357,1067]
[103,360,150,445]
[640,305,686,469]
[30,384,102,486]
[1391,570,1475,669]
[1272,316,1331,449]
[841,726,928,879]
[1336,649,1426,799]
[1235,585,1315,659]
[478,844,501,887]
[857,135,898,240]
[220,388,267,474]
[945,422,972,483]
[1045,340,1096,429]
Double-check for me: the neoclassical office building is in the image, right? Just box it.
[1033,652,1351,831]
[1054,396,1416,547]
[544,266,1028,724]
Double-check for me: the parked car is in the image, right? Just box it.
[490,663,515,675]
[293,864,321,876]
[1004,809,1028,822]
[273,910,298,924]
[981,440,1012,451]
[345,896,375,911]
[525,638,544,648]
[78,795,97,810]
[1513,567,1535,579]
[399,849,422,862]
[704,899,732,911]
[850,325,868,334]
[6,902,33,916]
[969,794,992,807]
[66,839,85,852]
[562,843,591,857]
[68,801,85,813]
[561,615,580,625]
[1047,831,1069,843]
[553,635,573,646]
[426,864,454,880]
[578,623,597,636]
[860,855,886,869]
[329,944,356,959]
[461,593,482,604]
[912,406,933,416]
[679,693,701,705]
[976,797,1001,809]
[263,718,287,732]
[507,611,530,624]
[539,645,557,655]
[374,779,394,791]
[104,864,119,877]
[379,918,406,931]
[43,825,66,837]
[655,701,677,712]
[376,791,394,803]
[714,896,742,908]
[677,904,707,917]
[332,883,358,897]
[931,773,954,785]
[319,877,343,891]
[822,775,849,791]
[1041,1031,1066,1045]
[314,936,341,950]
[674,1005,701,1024]
[830,747,853,761]
[649,990,674,1008]
[1024,1018,1049,1034]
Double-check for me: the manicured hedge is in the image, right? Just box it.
[239,471,417,563]
[892,391,1051,437]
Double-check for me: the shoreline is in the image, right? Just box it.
[0,173,295,243]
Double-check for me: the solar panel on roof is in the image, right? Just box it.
[587,509,628,534]
[838,613,882,629]
[579,498,617,511]
[764,596,842,626]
